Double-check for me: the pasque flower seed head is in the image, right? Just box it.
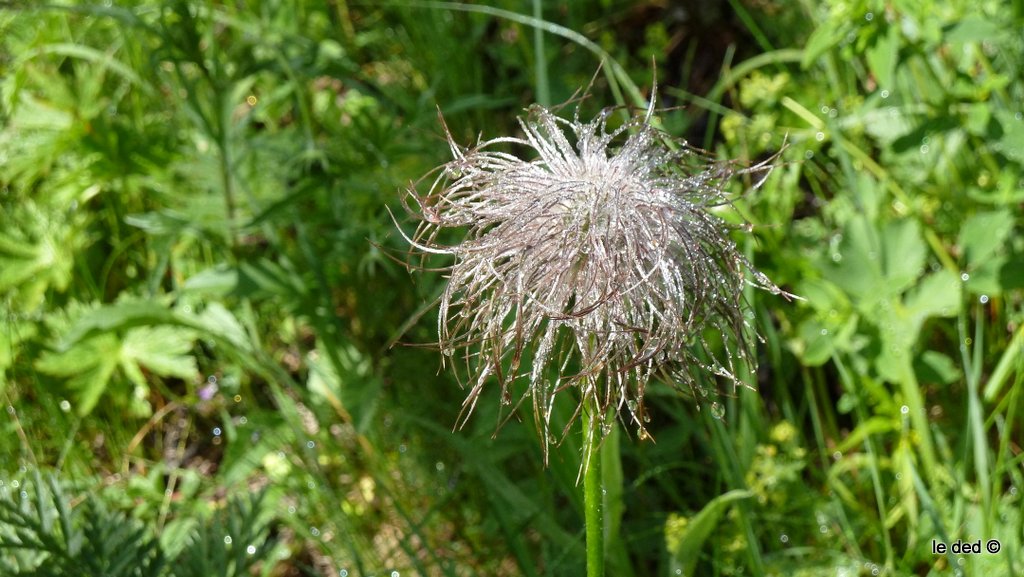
[399,94,792,459]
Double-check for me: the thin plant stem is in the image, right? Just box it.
[583,397,604,577]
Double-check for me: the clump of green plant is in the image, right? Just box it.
[0,472,278,577]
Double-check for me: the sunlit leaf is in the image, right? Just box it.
[666,490,753,577]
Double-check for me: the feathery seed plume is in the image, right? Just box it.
[399,93,791,460]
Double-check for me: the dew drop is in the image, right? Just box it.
[710,402,725,420]
[979,294,989,304]
[865,12,874,20]
[59,400,71,412]
[224,536,233,545]
[311,527,321,537]
[246,545,256,555]
[340,570,349,577]
[780,534,789,543]
[306,440,316,449]
[213,427,222,437]
[820,328,829,336]
[815,131,825,142]
[961,272,970,282]
[880,89,890,98]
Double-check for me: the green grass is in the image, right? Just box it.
[2,1,1023,575]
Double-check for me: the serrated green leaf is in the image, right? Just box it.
[193,302,250,352]
[796,319,836,366]
[960,210,1015,267]
[60,300,179,350]
[905,270,961,322]
[824,216,884,305]
[120,326,198,383]
[0,204,79,310]
[39,304,198,416]
[881,219,927,293]
[36,333,121,416]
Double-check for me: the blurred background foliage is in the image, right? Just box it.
[1,0,1023,575]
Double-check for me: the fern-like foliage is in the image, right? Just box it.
[171,490,277,577]
[0,472,277,577]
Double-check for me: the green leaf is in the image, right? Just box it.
[35,333,121,416]
[59,300,179,350]
[666,490,753,577]
[307,342,379,434]
[865,24,899,90]
[802,21,845,68]
[182,264,238,296]
[120,326,198,385]
[914,350,960,385]
[824,216,883,306]
[0,203,80,310]
[994,110,1024,164]
[880,219,927,294]
[959,210,1015,267]
[39,302,198,416]
[944,16,1004,44]
[905,270,961,323]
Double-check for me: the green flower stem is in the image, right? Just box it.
[584,398,604,577]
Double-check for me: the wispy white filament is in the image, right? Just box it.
[401,99,790,458]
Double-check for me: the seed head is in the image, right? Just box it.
[399,95,791,459]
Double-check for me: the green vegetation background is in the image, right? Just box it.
[1,1,1023,575]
